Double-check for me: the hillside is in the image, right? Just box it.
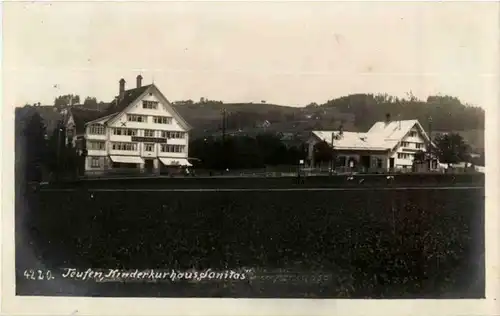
[18,93,485,152]
[172,94,485,151]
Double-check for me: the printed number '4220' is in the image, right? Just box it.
[23,269,55,280]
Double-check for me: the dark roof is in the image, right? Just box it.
[102,84,152,117]
[69,106,108,133]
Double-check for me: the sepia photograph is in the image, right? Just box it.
[2,0,499,315]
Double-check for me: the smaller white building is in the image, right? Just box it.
[307,114,438,172]
[65,76,192,175]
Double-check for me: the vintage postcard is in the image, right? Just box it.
[2,0,499,315]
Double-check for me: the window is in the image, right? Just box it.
[127,114,147,122]
[88,124,105,135]
[154,116,172,124]
[161,131,185,139]
[113,128,137,136]
[401,141,410,147]
[87,141,105,150]
[397,153,412,159]
[377,159,382,168]
[160,144,185,153]
[144,130,155,137]
[144,143,155,152]
[416,143,424,149]
[111,142,138,151]
[126,129,137,136]
[409,131,417,137]
[142,100,159,109]
[90,157,101,168]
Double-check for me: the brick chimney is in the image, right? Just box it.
[385,113,391,126]
[119,78,126,99]
[136,75,143,88]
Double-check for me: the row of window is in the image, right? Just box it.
[112,142,138,151]
[87,141,106,150]
[87,114,175,135]
[153,116,172,124]
[140,143,186,153]
[112,128,186,138]
[109,142,186,153]
[397,153,413,160]
[161,144,185,153]
[400,141,425,149]
[87,141,187,152]
[113,128,137,136]
[127,114,147,122]
[88,125,106,135]
[142,100,159,109]
[127,115,173,124]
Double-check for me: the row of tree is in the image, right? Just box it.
[18,112,80,183]
[189,134,307,170]
[313,93,484,132]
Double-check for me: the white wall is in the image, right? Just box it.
[392,125,428,168]
[83,87,190,172]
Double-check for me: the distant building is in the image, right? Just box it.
[64,76,192,175]
[307,114,438,171]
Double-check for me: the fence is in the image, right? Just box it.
[76,164,482,180]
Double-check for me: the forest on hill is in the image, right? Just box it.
[172,93,485,150]
[24,92,485,151]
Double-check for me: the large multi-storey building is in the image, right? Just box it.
[65,76,192,175]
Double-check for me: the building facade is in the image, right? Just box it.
[66,76,192,175]
[307,115,438,172]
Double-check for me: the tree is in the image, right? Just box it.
[434,133,471,165]
[413,150,427,164]
[54,94,80,108]
[83,97,99,109]
[255,133,288,165]
[22,112,47,182]
[46,120,82,179]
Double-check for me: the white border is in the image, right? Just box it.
[2,1,499,315]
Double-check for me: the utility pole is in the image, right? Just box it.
[428,116,433,170]
[56,121,63,180]
[331,132,335,174]
[221,108,227,172]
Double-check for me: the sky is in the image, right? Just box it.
[3,1,499,109]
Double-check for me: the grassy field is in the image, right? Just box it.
[17,183,485,298]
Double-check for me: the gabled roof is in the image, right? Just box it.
[102,84,152,118]
[152,84,192,131]
[312,119,430,151]
[368,119,421,140]
[312,131,389,151]
[104,84,192,131]
[68,106,108,133]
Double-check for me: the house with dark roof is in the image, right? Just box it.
[67,75,192,175]
[63,106,107,146]
[307,114,439,172]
